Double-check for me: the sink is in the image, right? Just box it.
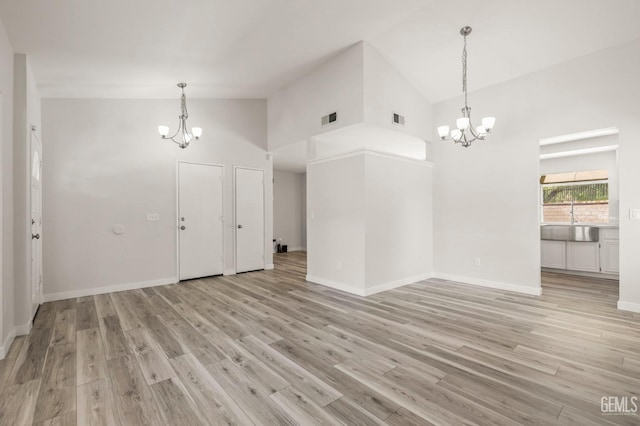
[541,225,599,242]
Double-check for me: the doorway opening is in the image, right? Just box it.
[538,128,620,300]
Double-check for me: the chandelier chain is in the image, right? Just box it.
[462,33,468,111]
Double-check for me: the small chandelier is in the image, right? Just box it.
[158,83,202,149]
[437,27,495,148]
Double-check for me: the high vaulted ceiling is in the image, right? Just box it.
[1,0,639,102]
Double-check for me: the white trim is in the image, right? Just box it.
[305,273,433,297]
[539,145,618,160]
[0,328,16,360]
[432,273,542,296]
[363,273,434,296]
[44,276,178,302]
[306,275,367,296]
[617,300,640,313]
[283,246,306,252]
[539,127,619,146]
[223,269,236,276]
[308,149,433,168]
[541,267,618,280]
[265,264,275,270]
[16,321,32,336]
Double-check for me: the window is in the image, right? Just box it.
[540,170,608,224]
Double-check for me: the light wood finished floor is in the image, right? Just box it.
[0,252,638,425]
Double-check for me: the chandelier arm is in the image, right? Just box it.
[163,119,184,141]
[467,123,479,139]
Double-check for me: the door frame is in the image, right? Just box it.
[176,161,225,281]
[233,166,265,274]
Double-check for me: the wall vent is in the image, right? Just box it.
[392,112,405,126]
[321,112,338,126]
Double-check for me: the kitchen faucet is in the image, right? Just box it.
[570,200,576,224]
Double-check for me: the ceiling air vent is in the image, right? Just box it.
[392,112,405,126]
[321,111,338,126]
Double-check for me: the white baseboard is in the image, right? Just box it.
[283,246,306,252]
[305,273,433,297]
[306,275,366,296]
[618,300,640,313]
[363,273,434,296]
[44,276,178,302]
[432,272,542,296]
[223,269,236,276]
[265,264,274,270]
[0,328,16,360]
[15,321,32,336]
[542,267,618,280]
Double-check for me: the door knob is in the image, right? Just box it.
[32,234,40,240]
[237,225,243,229]
[180,226,186,230]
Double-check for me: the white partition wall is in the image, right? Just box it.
[307,150,433,296]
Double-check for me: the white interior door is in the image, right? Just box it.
[178,162,224,280]
[235,168,264,273]
[30,130,43,315]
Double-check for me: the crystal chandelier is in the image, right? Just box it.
[158,83,202,149]
[437,27,495,147]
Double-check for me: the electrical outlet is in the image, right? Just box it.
[474,257,481,266]
[630,209,640,221]
[337,260,342,270]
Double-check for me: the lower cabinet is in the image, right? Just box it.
[541,231,619,275]
[601,239,619,274]
[566,242,599,272]
[541,240,566,269]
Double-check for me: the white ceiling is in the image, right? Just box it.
[1,0,638,101]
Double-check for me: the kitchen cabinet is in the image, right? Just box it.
[541,240,566,269]
[566,242,599,272]
[542,227,619,275]
[599,228,620,274]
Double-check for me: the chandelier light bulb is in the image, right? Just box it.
[158,125,169,137]
[476,125,487,135]
[456,117,470,130]
[451,129,462,141]
[192,127,203,139]
[437,126,450,139]
[482,117,496,131]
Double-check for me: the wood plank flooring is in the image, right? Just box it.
[0,251,638,425]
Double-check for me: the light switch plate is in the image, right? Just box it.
[630,209,640,221]
[146,213,160,221]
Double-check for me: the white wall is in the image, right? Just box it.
[13,54,41,332]
[273,170,306,251]
[42,99,272,300]
[433,39,640,303]
[363,43,432,140]
[0,17,14,356]
[307,150,433,296]
[307,153,366,291]
[268,41,433,163]
[268,43,364,150]
[364,153,433,289]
